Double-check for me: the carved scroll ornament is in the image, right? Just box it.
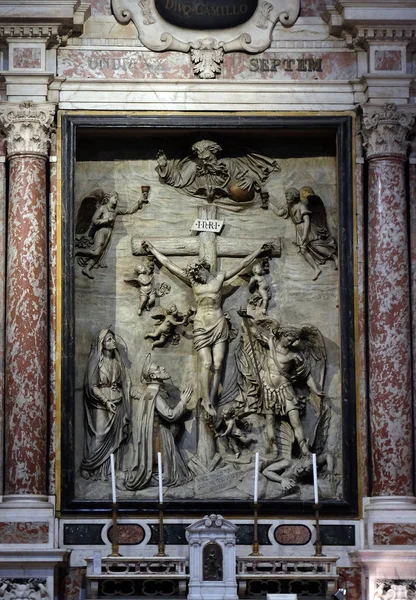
[111,0,301,78]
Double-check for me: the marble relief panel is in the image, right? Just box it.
[71,129,349,508]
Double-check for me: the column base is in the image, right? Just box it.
[365,496,416,513]
[363,496,416,548]
[1,494,53,507]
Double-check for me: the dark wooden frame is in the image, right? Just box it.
[60,113,357,516]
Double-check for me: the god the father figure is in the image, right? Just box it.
[142,240,272,416]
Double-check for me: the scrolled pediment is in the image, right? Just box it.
[111,0,300,78]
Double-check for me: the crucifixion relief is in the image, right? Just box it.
[75,135,341,500]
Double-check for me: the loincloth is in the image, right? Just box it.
[193,315,229,351]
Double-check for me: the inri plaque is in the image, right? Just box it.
[155,0,258,29]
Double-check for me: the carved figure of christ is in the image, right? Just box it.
[136,207,281,418]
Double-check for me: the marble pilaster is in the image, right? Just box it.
[0,101,55,500]
[0,139,6,497]
[361,103,415,498]
[409,140,416,491]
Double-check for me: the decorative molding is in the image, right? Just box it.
[188,514,238,533]
[0,2,91,46]
[111,0,301,78]
[361,102,415,159]
[190,38,224,79]
[374,581,416,600]
[324,1,416,48]
[0,101,55,157]
[0,578,49,600]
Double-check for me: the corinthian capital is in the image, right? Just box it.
[0,101,55,158]
[361,103,415,160]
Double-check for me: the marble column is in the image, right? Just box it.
[0,101,55,501]
[0,139,6,496]
[361,103,415,498]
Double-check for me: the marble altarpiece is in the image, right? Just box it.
[61,115,356,514]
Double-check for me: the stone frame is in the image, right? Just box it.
[59,112,357,516]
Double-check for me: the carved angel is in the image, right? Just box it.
[276,186,338,280]
[144,305,195,349]
[246,261,272,315]
[124,262,171,316]
[236,314,326,457]
[214,405,256,458]
[75,189,146,279]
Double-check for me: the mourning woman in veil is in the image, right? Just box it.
[80,329,132,481]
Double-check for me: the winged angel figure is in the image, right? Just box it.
[277,186,338,280]
[144,304,195,349]
[75,189,144,279]
[235,315,328,460]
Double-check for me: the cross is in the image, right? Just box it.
[132,204,281,471]
[131,205,281,268]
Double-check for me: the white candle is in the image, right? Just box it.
[110,453,117,504]
[254,452,259,502]
[312,453,319,504]
[158,451,163,504]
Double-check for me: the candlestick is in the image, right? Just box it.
[156,502,168,557]
[158,452,163,504]
[312,453,318,504]
[249,501,262,556]
[313,502,325,557]
[254,452,259,502]
[109,502,121,557]
[110,453,117,504]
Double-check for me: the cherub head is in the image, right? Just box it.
[135,264,146,275]
[135,262,153,276]
[167,304,178,316]
[222,406,236,420]
[252,263,265,276]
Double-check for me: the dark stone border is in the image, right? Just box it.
[60,113,357,517]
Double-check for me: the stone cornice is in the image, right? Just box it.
[0,1,91,42]
[324,0,416,42]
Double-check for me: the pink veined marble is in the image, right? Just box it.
[59,567,86,600]
[217,51,357,80]
[12,47,42,70]
[337,567,362,600]
[373,523,416,545]
[0,141,6,496]
[0,521,49,544]
[90,0,111,15]
[367,156,413,496]
[409,162,416,489]
[58,49,193,80]
[374,50,402,72]
[355,156,369,497]
[5,155,48,496]
[300,0,326,17]
[48,135,57,496]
